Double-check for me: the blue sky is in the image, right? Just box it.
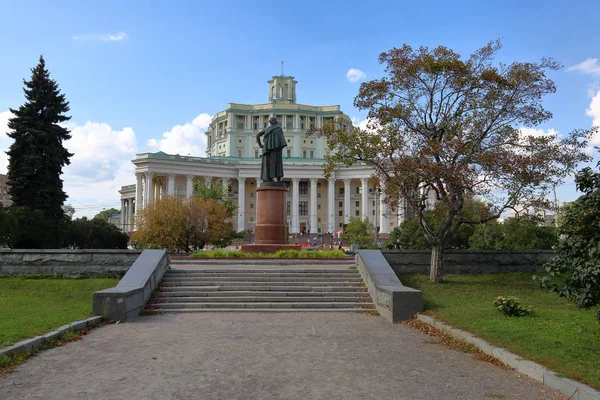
[1,0,600,217]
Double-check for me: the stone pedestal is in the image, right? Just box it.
[241,182,301,254]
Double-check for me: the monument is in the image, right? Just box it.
[241,118,301,253]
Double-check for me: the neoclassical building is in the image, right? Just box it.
[119,75,409,235]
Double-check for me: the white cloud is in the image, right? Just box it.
[146,113,212,156]
[73,32,128,42]
[567,58,600,77]
[0,111,215,218]
[346,68,367,83]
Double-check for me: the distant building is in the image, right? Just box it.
[0,174,12,207]
[119,74,412,234]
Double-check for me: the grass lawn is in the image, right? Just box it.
[0,277,118,348]
[401,273,600,390]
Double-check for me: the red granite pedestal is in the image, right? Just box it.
[241,183,301,254]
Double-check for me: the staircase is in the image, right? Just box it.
[144,263,375,313]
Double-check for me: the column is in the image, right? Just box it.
[361,178,369,221]
[316,137,324,158]
[120,199,125,230]
[135,173,143,211]
[293,135,301,157]
[327,178,335,232]
[167,173,175,196]
[221,177,229,191]
[344,179,351,224]
[145,171,153,206]
[380,190,389,234]
[126,199,132,231]
[310,178,318,234]
[238,177,246,231]
[245,135,253,158]
[204,176,212,188]
[186,175,194,198]
[291,178,300,233]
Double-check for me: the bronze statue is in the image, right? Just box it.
[256,117,287,182]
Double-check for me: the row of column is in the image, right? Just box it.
[120,198,135,232]
[133,172,395,234]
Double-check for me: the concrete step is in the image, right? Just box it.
[147,308,371,314]
[147,302,375,309]
[156,291,368,297]
[160,281,364,287]
[161,277,363,283]
[159,285,367,292]
[152,296,370,303]
[166,268,358,274]
[163,271,359,278]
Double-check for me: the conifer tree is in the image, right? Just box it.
[6,56,72,225]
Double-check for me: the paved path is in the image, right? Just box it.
[0,313,563,400]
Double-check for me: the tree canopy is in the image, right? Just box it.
[539,162,600,309]
[315,40,593,282]
[93,208,120,222]
[7,56,72,224]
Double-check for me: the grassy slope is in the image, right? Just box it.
[401,273,600,389]
[0,278,118,347]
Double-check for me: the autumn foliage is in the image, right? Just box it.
[314,40,594,283]
[132,196,236,252]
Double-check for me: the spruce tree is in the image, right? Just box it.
[6,56,72,226]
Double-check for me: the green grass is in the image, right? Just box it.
[401,273,600,389]
[190,249,348,258]
[0,277,118,348]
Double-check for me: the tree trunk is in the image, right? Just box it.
[429,243,444,283]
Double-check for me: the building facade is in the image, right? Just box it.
[0,174,12,207]
[119,75,410,235]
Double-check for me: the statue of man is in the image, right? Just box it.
[256,117,287,182]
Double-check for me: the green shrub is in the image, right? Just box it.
[493,296,534,317]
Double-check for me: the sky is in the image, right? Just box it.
[1,0,600,218]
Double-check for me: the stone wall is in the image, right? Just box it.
[0,249,142,276]
[382,250,555,275]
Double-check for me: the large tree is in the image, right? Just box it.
[6,56,72,226]
[315,40,593,282]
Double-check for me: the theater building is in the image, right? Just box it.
[119,75,409,235]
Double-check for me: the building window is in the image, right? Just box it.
[299,201,308,216]
[317,204,321,209]
[250,203,254,209]
[373,210,375,215]
[237,123,243,129]
[318,217,321,223]
[339,187,344,195]
[356,186,361,194]
[339,223,343,228]
[250,192,254,198]
[355,210,360,216]
[303,150,307,158]
[287,149,291,158]
[287,201,290,216]
[356,201,359,207]
[300,116,305,129]
[338,202,342,208]
[250,217,254,222]
[299,181,308,195]
[276,115,282,125]
[338,210,343,217]
[310,150,314,159]
[238,149,242,158]
[255,150,259,158]
[317,182,321,187]
[373,201,375,206]
[317,193,321,198]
